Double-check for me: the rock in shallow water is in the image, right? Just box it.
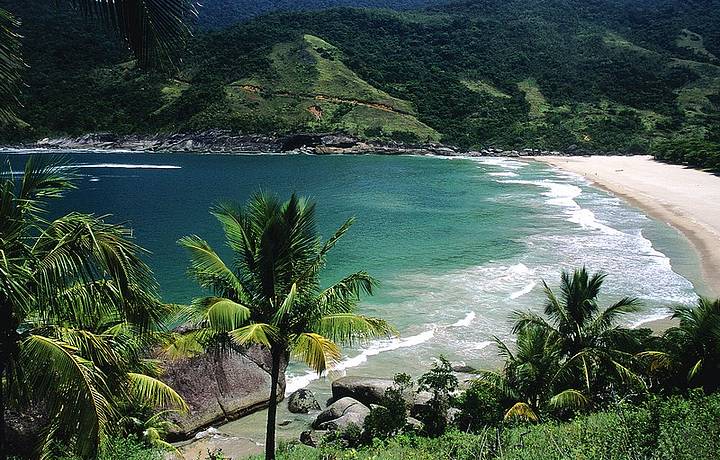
[287,388,321,414]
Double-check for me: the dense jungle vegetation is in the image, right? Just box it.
[0,0,719,168]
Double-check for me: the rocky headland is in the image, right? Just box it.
[19,131,610,157]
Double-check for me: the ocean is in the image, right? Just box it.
[4,150,703,396]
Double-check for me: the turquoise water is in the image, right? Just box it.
[5,151,703,390]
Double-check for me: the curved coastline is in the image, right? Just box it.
[534,155,720,302]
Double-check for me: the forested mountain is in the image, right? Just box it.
[1,0,719,163]
[196,0,448,29]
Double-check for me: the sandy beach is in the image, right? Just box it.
[536,155,720,299]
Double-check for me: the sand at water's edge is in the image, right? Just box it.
[535,155,720,304]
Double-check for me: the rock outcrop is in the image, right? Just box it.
[160,346,287,440]
[29,130,586,157]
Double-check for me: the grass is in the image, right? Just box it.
[676,29,717,62]
[207,34,436,140]
[602,32,656,56]
[461,80,511,99]
[517,78,550,118]
[303,34,416,113]
[670,59,720,117]
[257,392,720,460]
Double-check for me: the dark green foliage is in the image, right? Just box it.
[417,356,458,437]
[196,0,448,30]
[3,0,720,163]
[363,373,413,440]
[653,132,720,171]
[642,298,720,393]
[454,381,506,431]
[57,437,163,460]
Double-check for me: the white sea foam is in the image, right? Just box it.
[285,329,436,395]
[510,281,537,299]
[488,172,519,177]
[568,208,623,235]
[473,158,527,170]
[498,179,624,236]
[451,312,476,327]
[473,341,494,350]
[89,178,100,182]
[629,310,673,329]
[74,163,181,169]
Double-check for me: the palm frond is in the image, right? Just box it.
[20,334,113,457]
[66,0,198,67]
[314,272,377,316]
[292,333,341,374]
[504,401,538,422]
[474,370,520,400]
[636,350,673,373]
[315,313,395,345]
[230,323,279,348]
[162,331,205,359]
[200,297,251,332]
[512,310,559,336]
[0,8,23,124]
[549,389,589,410]
[272,282,298,326]
[178,235,248,300]
[127,372,188,412]
[688,358,704,382]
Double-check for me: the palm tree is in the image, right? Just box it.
[0,0,198,123]
[640,298,720,393]
[177,192,394,460]
[478,324,588,421]
[0,157,186,459]
[512,268,643,397]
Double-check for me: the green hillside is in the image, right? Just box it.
[1,0,719,164]
[155,34,440,141]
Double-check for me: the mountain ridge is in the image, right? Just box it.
[1,0,718,163]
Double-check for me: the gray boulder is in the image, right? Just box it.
[300,430,319,447]
[330,376,395,406]
[160,346,287,439]
[446,407,462,424]
[287,389,321,414]
[406,416,424,432]
[313,397,370,430]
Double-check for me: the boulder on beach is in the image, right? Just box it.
[330,376,395,406]
[313,397,370,431]
[287,388,321,414]
[160,346,287,439]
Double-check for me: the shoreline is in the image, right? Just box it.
[535,155,720,304]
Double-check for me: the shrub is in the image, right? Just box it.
[417,356,458,437]
[454,380,506,431]
[363,373,413,441]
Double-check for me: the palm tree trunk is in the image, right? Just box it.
[265,348,282,460]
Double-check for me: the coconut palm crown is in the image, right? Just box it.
[512,268,642,394]
[177,192,394,460]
